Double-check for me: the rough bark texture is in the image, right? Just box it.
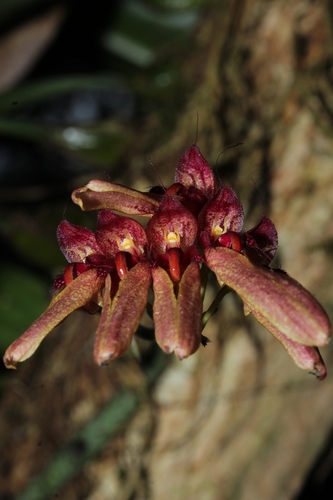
[2,1,333,499]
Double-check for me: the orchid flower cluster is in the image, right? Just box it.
[4,146,331,379]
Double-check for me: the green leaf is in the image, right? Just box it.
[0,75,124,113]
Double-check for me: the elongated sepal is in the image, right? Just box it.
[152,266,177,353]
[72,180,161,215]
[252,309,327,380]
[93,261,152,365]
[3,269,105,369]
[176,262,203,359]
[204,247,332,347]
[152,262,202,359]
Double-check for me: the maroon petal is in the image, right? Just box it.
[152,266,178,354]
[146,197,197,256]
[242,216,278,265]
[175,145,217,199]
[204,247,331,347]
[152,262,202,359]
[198,186,244,247]
[95,209,148,259]
[72,179,161,216]
[3,269,105,369]
[93,261,151,365]
[57,220,102,263]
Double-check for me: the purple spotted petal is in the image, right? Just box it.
[146,197,197,256]
[95,209,148,258]
[198,186,244,247]
[175,145,217,199]
[57,220,102,263]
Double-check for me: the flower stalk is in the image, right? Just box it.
[201,285,232,331]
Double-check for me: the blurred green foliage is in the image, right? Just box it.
[0,264,48,351]
[0,0,49,27]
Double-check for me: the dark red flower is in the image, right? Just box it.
[199,184,330,379]
[146,196,202,358]
[4,145,331,380]
[4,210,152,368]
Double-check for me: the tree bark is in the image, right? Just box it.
[2,1,333,499]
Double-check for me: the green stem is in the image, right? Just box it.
[202,285,232,330]
[200,264,210,300]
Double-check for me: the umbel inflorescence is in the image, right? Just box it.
[3,146,331,379]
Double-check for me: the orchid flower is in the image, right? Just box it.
[4,145,331,380]
[198,185,330,379]
[146,196,203,359]
[4,210,151,368]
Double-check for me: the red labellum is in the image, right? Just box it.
[167,247,181,282]
[115,252,128,279]
[217,231,242,252]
